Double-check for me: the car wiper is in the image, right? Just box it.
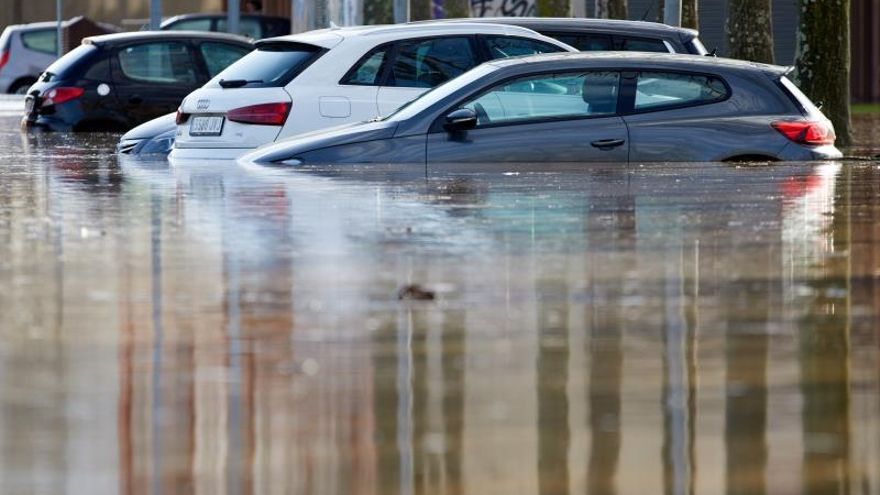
[219,79,264,88]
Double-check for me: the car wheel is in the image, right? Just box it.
[9,79,37,95]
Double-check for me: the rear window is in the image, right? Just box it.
[41,44,98,81]
[21,29,57,55]
[208,42,322,88]
[548,33,613,51]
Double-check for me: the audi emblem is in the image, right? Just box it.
[196,99,210,110]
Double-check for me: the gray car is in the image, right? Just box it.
[0,22,59,94]
[239,52,841,168]
[427,17,708,55]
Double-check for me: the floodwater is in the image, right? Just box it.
[1,95,880,495]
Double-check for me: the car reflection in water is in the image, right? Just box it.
[3,134,878,495]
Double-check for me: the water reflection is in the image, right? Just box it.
[1,119,880,495]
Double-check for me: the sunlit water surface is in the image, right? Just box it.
[1,97,880,495]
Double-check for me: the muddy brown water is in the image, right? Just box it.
[1,102,879,494]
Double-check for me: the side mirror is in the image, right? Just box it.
[443,108,477,132]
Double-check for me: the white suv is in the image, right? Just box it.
[171,23,574,159]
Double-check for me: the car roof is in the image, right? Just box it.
[485,51,788,76]
[161,13,290,25]
[435,17,699,39]
[258,22,562,49]
[84,30,252,46]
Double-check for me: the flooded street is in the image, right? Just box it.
[1,95,880,494]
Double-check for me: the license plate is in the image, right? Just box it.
[189,115,224,136]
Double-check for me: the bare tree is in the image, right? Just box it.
[794,0,853,146]
[726,0,774,64]
[537,0,570,16]
[595,0,627,20]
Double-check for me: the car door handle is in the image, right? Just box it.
[591,138,625,150]
[128,96,143,105]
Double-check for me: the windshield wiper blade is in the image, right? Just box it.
[219,79,263,88]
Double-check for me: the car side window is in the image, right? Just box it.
[460,71,620,126]
[387,37,476,88]
[546,33,612,52]
[634,72,728,111]
[165,19,213,31]
[21,29,57,55]
[481,35,566,59]
[617,37,669,53]
[200,42,251,78]
[340,47,389,85]
[217,18,262,39]
[117,42,197,85]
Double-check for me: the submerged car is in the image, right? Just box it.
[170,22,573,159]
[23,31,252,132]
[160,13,291,39]
[427,17,709,54]
[240,52,841,167]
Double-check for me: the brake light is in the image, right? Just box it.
[41,87,84,107]
[227,102,291,126]
[0,51,9,72]
[771,120,835,145]
[176,108,189,124]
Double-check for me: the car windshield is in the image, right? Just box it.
[384,63,499,122]
[207,41,322,88]
[41,44,98,81]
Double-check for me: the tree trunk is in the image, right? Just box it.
[537,0,570,17]
[443,0,471,17]
[656,0,698,30]
[682,0,697,30]
[794,0,853,146]
[726,0,774,64]
[595,0,627,20]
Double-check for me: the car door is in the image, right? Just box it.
[112,40,202,127]
[426,70,629,170]
[376,36,479,116]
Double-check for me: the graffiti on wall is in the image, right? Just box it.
[470,0,536,17]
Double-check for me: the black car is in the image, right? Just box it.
[427,17,709,55]
[23,31,252,132]
[160,14,291,39]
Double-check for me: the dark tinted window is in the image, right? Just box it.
[461,71,620,126]
[209,42,322,87]
[634,72,728,111]
[341,47,389,85]
[118,41,197,84]
[42,44,98,80]
[199,42,251,78]
[482,35,565,59]
[21,29,57,55]
[618,37,669,53]
[548,33,613,51]
[217,18,262,38]
[387,37,476,88]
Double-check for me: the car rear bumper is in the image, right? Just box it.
[777,142,843,161]
[21,115,73,132]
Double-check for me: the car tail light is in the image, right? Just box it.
[227,102,291,126]
[0,51,9,72]
[771,120,835,145]
[41,87,85,107]
[176,108,189,125]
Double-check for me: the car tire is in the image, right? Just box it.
[9,78,37,95]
